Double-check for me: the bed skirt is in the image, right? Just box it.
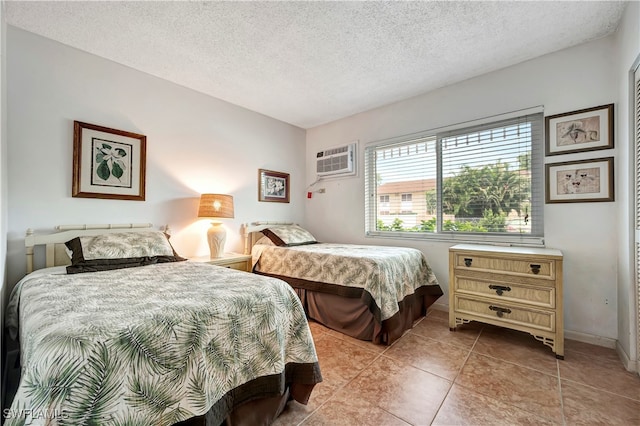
[255,272,443,345]
[176,362,320,426]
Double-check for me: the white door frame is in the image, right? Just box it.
[632,55,640,375]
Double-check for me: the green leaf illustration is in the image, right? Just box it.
[126,375,180,417]
[112,161,124,179]
[96,161,110,180]
[24,354,83,410]
[115,148,127,157]
[101,143,112,150]
[60,342,122,425]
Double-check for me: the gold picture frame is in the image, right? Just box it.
[258,169,290,203]
[72,121,147,201]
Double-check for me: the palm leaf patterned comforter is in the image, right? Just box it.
[252,243,441,321]
[5,262,321,426]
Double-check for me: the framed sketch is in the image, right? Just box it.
[545,104,614,156]
[258,169,290,203]
[545,157,614,203]
[72,121,147,201]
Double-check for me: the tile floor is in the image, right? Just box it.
[274,309,640,426]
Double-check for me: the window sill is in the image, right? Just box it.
[365,231,545,247]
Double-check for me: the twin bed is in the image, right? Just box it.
[5,224,321,426]
[6,222,442,425]
[243,222,443,345]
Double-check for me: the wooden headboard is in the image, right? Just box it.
[241,221,295,255]
[25,223,155,274]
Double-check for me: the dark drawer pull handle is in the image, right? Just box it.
[488,284,511,296]
[489,305,512,318]
[530,264,541,274]
[464,258,473,267]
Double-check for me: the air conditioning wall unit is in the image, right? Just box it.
[316,142,357,177]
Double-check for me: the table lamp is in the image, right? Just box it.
[197,194,234,259]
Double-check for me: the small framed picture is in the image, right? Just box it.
[545,104,614,156]
[545,157,614,203]
[258,169,290,203]
[72,121,147,201]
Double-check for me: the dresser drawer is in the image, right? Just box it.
[454,295,555,333]
[454,276,555,308]
[453,252,555,279]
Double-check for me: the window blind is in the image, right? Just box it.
[365,108,544,245]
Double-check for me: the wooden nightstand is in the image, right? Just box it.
[188,253,252,272]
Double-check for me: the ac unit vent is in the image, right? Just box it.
[316,143,356,177]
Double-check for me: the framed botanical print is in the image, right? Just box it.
[258,169,290,203]
[545,104,614,156]
[72,121,147,201]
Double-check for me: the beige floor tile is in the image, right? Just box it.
[384,332,470,380]
[564,338,618,358]
[301,391,411,426]
[273,380,337,426]
[325,328,389,354]
[562,379,640,425]
[411,316,483,349]
[426,308,449,322]
[456,352,563,422]
[472,325,559,374]
[334,355,451,425]
[311,333,380,386]
[275,332,381,425]
[559,348,640,400]
[276,316,636,426]
[307,320,331,338]
[433,384,558,425]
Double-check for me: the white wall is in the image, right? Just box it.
[614,0,639,368]
[0,0,8,405]
[306,35,620,343]
[5,26,306,290]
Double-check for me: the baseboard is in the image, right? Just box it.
[564,329,617,349]
[615,341,638,373]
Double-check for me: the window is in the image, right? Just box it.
[401,193,413,213]
[379,195,390,215]
[365,108,544,245]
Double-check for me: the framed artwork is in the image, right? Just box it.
[545,104,614,156]
[72,121,147,201]
[258,169,290,203]
[545,157,614,203]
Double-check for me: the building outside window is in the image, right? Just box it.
[365,108,544,245]
[401,193,413,213]
[379,195,390,215]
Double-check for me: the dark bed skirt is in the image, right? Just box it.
[255,271,443,345]
[136,361,320,426]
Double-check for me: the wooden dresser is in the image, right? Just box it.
[449,244,564,359]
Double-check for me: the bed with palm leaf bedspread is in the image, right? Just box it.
[5,228,321,426]
[247,224,443,345]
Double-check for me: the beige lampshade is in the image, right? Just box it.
[198,194,234,219]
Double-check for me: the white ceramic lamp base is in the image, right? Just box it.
[207,222,226,259]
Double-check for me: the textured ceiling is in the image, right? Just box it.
[5,1,627,129]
